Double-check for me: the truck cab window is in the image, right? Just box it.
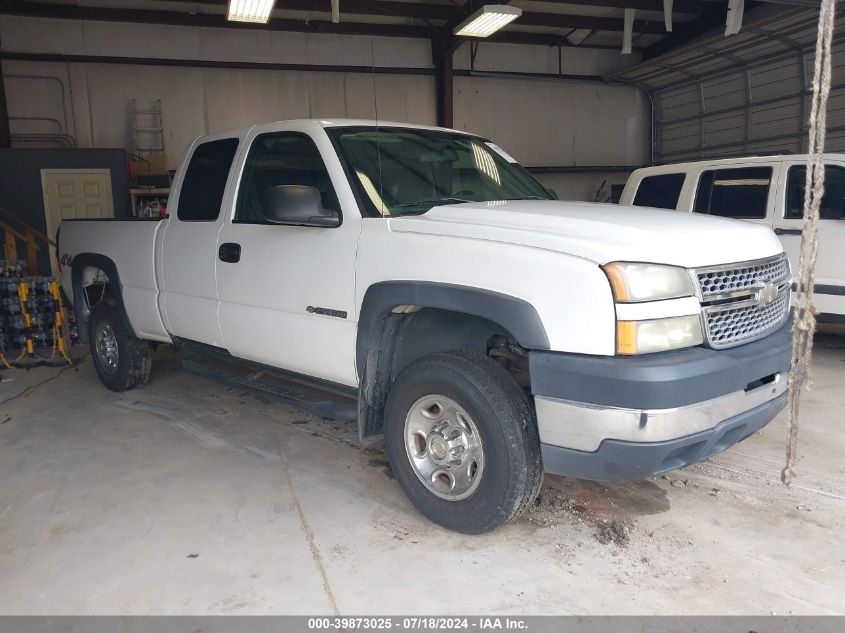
[785,164,845,220]
[235,132,339,223]
[632,173,686,209]
[693,167,772,219]
[177,138,239,221]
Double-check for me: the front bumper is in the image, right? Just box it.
[531,320,792,480]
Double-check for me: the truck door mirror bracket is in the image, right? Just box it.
[261,185,340,228]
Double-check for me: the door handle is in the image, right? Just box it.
[218,242,241,263]
[774,228,802,236]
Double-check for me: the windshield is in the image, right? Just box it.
[326,126,553,217]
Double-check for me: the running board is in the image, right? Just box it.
[181,357,358,423]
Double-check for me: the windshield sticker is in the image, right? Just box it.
[485,142,518,163]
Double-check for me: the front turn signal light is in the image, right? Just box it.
[616,315,704,355]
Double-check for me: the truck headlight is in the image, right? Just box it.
[604,262,696,303]
[617,315,703,355]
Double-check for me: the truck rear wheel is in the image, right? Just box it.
[89,300,151,392]
[384,350,542,534]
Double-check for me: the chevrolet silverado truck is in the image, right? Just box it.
[58,119,793,534]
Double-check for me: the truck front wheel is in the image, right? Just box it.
[384,350,543,534]
[89,300,152,392]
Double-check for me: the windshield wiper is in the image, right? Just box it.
[391,197,474,210]
[506,195,547,200]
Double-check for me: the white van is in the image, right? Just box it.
[620,155,845,322]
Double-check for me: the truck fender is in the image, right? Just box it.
[355,281,549,444]
[70,253,137,344]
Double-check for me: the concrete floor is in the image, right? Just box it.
[0,336,843,615]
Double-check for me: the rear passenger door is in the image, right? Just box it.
[691,164,780,228]
[774,160,845,318]
[158,136,241,347]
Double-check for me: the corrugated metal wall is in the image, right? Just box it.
[610,7,845,164]
[655,47,845,162]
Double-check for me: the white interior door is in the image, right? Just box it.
[41,169,114,274]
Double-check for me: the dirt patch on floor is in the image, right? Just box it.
[49,521,81,539]
[367,457,395,480]
[526,477,669,522]
[523,476,669,546]
[594,519,633,546]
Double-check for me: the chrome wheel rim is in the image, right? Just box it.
[404,395,485,501]
[94,320,119,375]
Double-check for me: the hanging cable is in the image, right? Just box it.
[783,0,837,485]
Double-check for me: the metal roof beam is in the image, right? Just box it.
[641,5,742,59]
[701,45,747,65]
[0,1,633,49]
[141,0,669,33]
[0,61,10,148]
[526,0,714,12]
[746,26,806,50]
[0,50,438,74]
[482,31,634,50]
[517,12,666,33]
[753,0,820,5]
[653,62,701,79]
[611,6,830,83]
[0,1,430,37]
[143,0,455,21]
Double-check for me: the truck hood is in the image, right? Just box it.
[388,200,783,267]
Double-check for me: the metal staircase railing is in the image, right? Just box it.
[0,207,55,276]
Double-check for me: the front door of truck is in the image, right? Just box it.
[214,127,359,386]
[774,160,845,319]
[159,135,241,347]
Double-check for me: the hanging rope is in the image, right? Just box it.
[782,0,838,485]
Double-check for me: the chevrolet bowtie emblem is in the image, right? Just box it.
[757,282,778,306]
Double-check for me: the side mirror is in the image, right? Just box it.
[262,185,340,228]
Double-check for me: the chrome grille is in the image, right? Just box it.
[694,254,791,349]
[704,291,790,348]
[697,255,791,298]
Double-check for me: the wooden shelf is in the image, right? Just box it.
[130,188,170,219]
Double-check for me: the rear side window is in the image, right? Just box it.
[785,164,845,220]
[633,173,686,209]
[177,138,239,221]
[693,166,772,219]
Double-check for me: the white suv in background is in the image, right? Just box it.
[620,154,845,322]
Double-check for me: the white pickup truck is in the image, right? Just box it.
[58,119,792,533]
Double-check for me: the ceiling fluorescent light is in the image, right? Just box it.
[454,5,522,38]
[227,0,276,24]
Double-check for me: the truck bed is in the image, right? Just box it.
[58,218,170,342]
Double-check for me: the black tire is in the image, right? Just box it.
[88,300,151,392]
[384,350,543,534]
